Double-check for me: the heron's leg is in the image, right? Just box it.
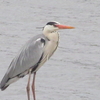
[32,72,36,100]
[26,70,31,100]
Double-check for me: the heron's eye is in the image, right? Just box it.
[53,24,57,27]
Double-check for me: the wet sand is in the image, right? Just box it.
[0,0,100,100]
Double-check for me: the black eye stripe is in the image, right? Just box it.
[46,22,57,25]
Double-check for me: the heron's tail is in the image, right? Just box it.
[0,73,9,91]
[0,73,20,91]
[0,85,9,91]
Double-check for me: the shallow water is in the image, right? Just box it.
[0,0,100,100]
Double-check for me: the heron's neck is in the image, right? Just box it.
[43,31,59,42]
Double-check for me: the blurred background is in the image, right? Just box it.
[0,0,100,100]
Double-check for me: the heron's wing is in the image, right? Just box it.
[7,35,46,78]
[0,34,47,90]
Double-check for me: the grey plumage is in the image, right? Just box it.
[0,21,74,100]
[0,34,49,90]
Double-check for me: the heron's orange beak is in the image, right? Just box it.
[55,24,75,29]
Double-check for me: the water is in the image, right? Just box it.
[0,0,100,100]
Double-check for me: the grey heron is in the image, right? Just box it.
[0,21,74,100]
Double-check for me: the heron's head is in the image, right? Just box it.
[43,21,74,33]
